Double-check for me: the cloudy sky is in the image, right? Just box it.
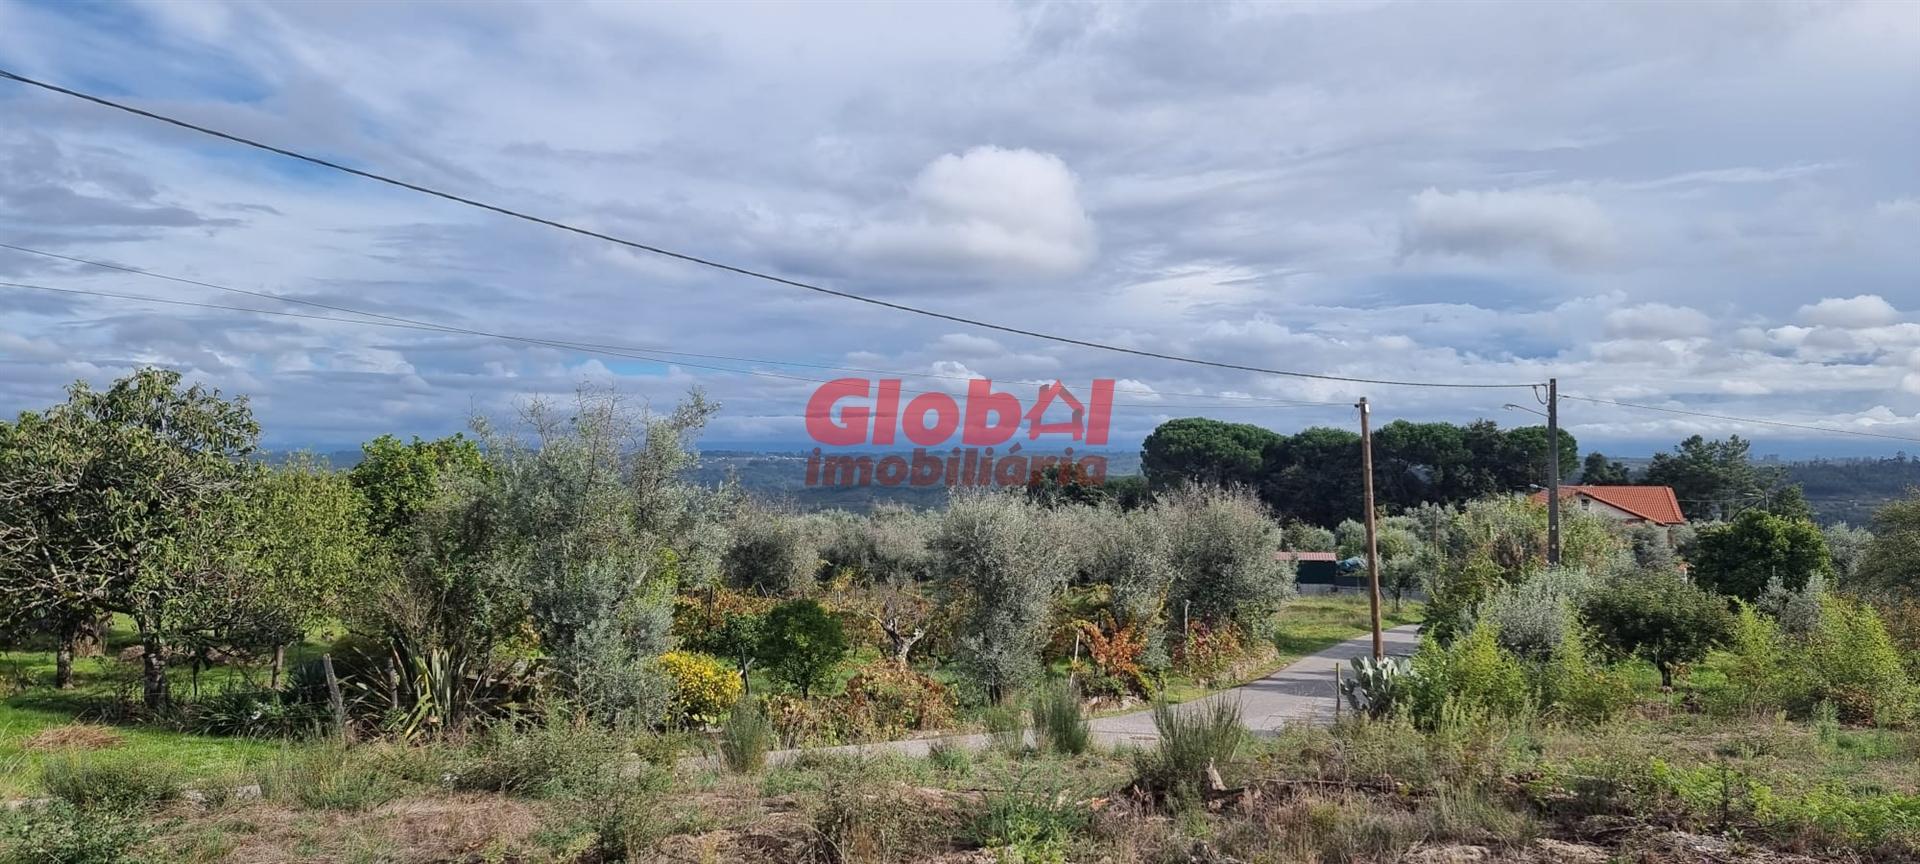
[1,1,1917,456]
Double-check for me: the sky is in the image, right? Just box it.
[1,0,1917,457]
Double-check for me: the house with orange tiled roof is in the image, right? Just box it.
[1528,485,1687,526]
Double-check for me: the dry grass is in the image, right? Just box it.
[153,794,546,864]
[20,722,125,752]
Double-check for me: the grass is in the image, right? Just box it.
[0,618,335,798]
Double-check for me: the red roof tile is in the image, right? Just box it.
[1276,551,1340,562]
[1529,485,1686,525]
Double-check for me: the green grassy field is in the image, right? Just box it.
[0,619,336,798]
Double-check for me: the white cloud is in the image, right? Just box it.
[1400,188,1619,268]
[1604,303,1713,339]
[1798,295,1902,329]
[848,146,1096,277]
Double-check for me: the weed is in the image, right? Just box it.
[1133,699,1245,802]
[927,739,972,776]
[985,703,1027,756]
[38,753,181,812]
[718,696,772,774]
[972,768,1091,864]
[0,800,153,864]
[1030,679,1091,756]
[257,747,401,812]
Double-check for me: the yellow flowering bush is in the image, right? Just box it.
[660,650,742,727]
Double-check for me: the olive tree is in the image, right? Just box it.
[1157,485,1294,632]
[481,387,716,723]
[930,491,1073,701]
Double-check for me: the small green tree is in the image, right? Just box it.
[1581,570,1733,688]
[687,612,764,694]
[758,599,849,697]
[1690,509,1832,602]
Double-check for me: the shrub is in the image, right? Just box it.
[1706,603,1806,717]
[1581,569,1733,688]
[0,801,151,864]
[1133,699,1245,801]
[1410,620,1531,726]
[188,687,329,739]
[1537,618,1633,725]
[1470,566,1596,659]
[1031,679,1092,755]
[1803,595,1914,724]
[718,697,773,774]
[1172,620,1244,684]
[444,713,631,797]
[759,599,850,697]
[842,660,953,739]
[659,650,742,726]
[37,754,180,812]
[257,747,401,812]
[927,739,972,776]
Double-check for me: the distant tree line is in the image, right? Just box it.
[1141,417,1579,526]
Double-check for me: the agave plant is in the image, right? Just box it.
[1339,655,1414,719]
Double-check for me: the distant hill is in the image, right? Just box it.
[692,449,1142,512]
[1784,456,1920,526]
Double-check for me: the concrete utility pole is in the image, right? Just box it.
[1357,397,1384,660]
[1546,377,1561,567]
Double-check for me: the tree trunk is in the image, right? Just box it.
[271,644,287,690]
[74,616,107,658]
[54,621,77,690]
[879,617,924,666]
[136,613,169,710]
[1658,662,1674,689]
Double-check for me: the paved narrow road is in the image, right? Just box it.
[733,624,1421,767]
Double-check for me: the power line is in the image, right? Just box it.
[1562,393,1920,445]
[0,241,1348,408]
[0,280,1344,413]
[0,67,1537,391]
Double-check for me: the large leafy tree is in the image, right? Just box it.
[1855,494,1920,596]
[1690,508,1833,601]
[482,387,718,722]
[1141,418,1280,490]
[1260,425,1363,527]
[235,456,372,684]
[930,491,1073,700]
[1580,452,1632,484]
[0,409,114,688]
[1643,434,1770,520]
[1,370,260,708]
[1500,425,1580,491]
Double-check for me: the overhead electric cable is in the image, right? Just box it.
[1562,393,1920,445]
[0,67,1537,390]
[0,280,1347,412]
[0,241,1349,408]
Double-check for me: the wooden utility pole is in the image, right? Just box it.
[1546,378,1561,567]
[1357,397,1384,660]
